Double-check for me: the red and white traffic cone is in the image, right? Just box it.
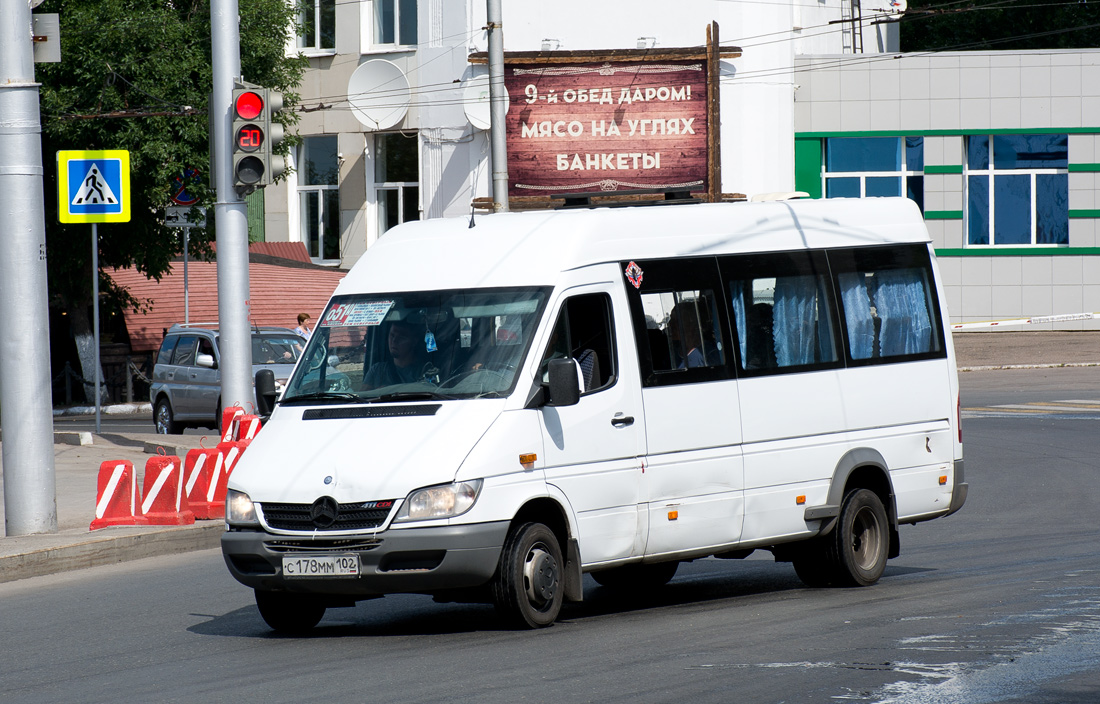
[90,460,148,530]
[183,448,228,520]
[139,454,195,525]
[221,406,245,443]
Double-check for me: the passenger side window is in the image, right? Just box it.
[538,293,615,393]
[171,335,199,367]
[198,338,216,364]
[622,257,730,387]
[829,244,944,363]
[723,251,840,374]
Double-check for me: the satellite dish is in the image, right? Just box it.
[348,60,411,130]
[463,75,508,130]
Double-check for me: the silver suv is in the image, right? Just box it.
[150,324,305,434]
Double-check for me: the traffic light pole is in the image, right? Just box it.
[0,0,58,536]
[210,0,254,416]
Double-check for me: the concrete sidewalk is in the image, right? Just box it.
[0,330,1097,585]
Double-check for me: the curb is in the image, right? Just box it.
[0,523,224,585]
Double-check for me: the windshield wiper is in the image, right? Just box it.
[372,391,452,403]
[280,391,362,405]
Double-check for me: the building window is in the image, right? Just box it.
[823,137,924,212]
[298,0,335,52]
[374,0,417,46]
[966,134,1068,246]
[298,136,340,261]
[375,133,419,236]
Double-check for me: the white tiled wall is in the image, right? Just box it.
[795,49,1100,330]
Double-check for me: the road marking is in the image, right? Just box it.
[963,400,1100,419]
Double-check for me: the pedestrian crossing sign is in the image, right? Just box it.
[57,150,131,223]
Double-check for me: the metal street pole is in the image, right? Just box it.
[487,0,509,212]
[211,0,253,414]
[0,0,58,535]
[92,223,101,433]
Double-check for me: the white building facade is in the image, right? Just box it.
[264,0,1097,329]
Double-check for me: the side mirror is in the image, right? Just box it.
[546,358,580,407]
[196,353,216,369]
[255,369,277,418]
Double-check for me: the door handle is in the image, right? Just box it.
[611,415,634,427]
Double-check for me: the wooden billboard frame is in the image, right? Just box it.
[469,25,741,210]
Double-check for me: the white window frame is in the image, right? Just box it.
[296,137,341,264]
[821,137,923,203]
[359,0,417,53]
[964,134,1069,248]
[297,0,336,55]
[372,132,421,242]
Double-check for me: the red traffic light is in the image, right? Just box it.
[234,91,263,120]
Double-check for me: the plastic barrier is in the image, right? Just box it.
[237,414,263,441]
[139,454,195,525]
[220,406,245,443]
[183,448,228,520]
[90,460,148,530]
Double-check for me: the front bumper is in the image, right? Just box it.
[221,520,510,597]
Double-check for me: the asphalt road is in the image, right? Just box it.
[5,368,1099,704]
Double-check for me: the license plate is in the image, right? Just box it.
[282,554,360,578]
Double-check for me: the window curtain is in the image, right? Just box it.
[730,284,747,367]
[874,269,931,356]
[839,273,874,359]
[772,275,820,366]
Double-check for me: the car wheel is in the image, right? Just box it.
[793,488,889,588]
[491,522,563,629]
[154,398,183,435]
[255,590,326,634]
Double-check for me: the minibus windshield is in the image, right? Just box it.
[281,287,550,404]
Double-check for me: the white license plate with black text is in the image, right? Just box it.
[282,554,360,578]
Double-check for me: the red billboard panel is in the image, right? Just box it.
[505,60,708,197]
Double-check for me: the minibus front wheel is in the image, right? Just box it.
[491,522,564,628]
[255,590,326,634]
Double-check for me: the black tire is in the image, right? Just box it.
[491,522,564,629]
[255,590,326,634]
[591,561,679,590]
[154,398,183,435]
[793,488,889,588]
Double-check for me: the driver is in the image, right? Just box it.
[363,320,428,389]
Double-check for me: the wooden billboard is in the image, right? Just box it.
[471,29,741,207]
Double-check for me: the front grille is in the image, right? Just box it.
[260,501,395,531]
[266,538,383,553]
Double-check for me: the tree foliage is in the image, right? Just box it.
[901,0,1100,52]
[36,0,307,317]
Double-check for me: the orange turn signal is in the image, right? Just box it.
[796,495,806,505]
[668,510,679,521]
[938,475,948,485]
[519,453,537,467]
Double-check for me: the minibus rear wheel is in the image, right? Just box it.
[491,522,563,628]
[793,488,888,588]
[255,590,326,634]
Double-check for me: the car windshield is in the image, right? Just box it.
[282,287,550,403]
[251,333,305,366]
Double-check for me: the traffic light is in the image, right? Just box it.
[231,82,286,189]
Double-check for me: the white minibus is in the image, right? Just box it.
[221,197,966,632]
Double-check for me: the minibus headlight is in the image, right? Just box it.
[394,480,483,522]
[226,489,259,526]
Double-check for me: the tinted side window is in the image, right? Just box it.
[156,336,178,365]
[622,258,730,387]
[197,337,216,363]
[172,335,199,367]
[828,244,945,364]
[722,251,841,376]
